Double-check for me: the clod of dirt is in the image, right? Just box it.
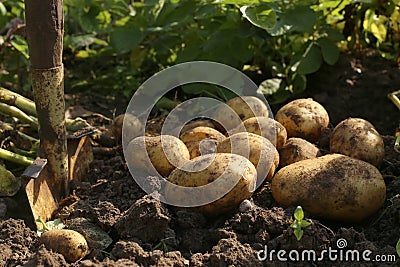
[23,245,68,267]
[92,201,121,230]
[206,238,263,267]
[80,258,140,267]
[115,195,170,243]
[0,218,38,266]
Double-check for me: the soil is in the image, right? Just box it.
[1,51,400,266]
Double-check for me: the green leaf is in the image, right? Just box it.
[258,78,282,95]
[292,43,322,75]
[267,6,316,36]
[300,220,311,227]
[110,26,145,54]
[10,36,29,59]
[396,239,400,257]
[294,229,303,241]
[318,38,339,65]
[240,4,277,30]
[79,7,111,33]
[0,2,6,16]
[294,206,305,221]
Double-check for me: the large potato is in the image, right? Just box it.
[180,119,215,134]
[217,132,278,186]
[165,153,257,214]
[213,96,269,132]
[279,137,321,167]
[231,116,287,151]
[275,98,329,143]
[330,118,384,167]
[112,113,143,143]
[126,135,190,177]
[180,126,225,159]
[271,154,386,222]
[39,229,89,262]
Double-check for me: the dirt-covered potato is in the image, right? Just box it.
[112,113,143,143]
[217,132,278,185]
[275,98,329,143]
[231,117,287,151]
[271,154,386,222]
[330,118,384,167]
[180,126,225,159]
[180,119,215,134]
[39,229,89,262]
[126,135,190,177]
[165,153,257,214]
[213,96,269,132]
[279,137,321,167]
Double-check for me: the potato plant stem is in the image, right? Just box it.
[0,147,34,166]
[0,87,37,116]
[0,102,38,130]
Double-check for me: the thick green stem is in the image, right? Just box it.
[0,147,34,166]
[0,102,38,130]
[0,87,37,116]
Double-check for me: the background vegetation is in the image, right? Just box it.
[0,0,399,103]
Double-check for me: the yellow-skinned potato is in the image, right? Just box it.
[213,96,269,132]
[166,153,257,214]
[126,135,190,177]
[279,137,321,167]
[275,98,329,143]
[217,132,278,185]
[39,229,89,262]
[330,118,384,167]
[271,154,386,222]
[180,126,225,159]
[180,119,215,134]
[231,117,287,151]
[112,113,143,143]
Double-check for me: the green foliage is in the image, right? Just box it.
[0,0,398,101]
[36,217,65,237]
[290,206,311,241]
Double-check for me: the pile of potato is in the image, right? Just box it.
[125,96,387,223]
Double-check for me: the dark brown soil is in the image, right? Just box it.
[1,52,400,266]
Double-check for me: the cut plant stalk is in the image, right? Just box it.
[0,147,34,166]
[0,102,38,130]
[0,87,91,132]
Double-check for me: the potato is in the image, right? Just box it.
[217,132,278,186]
[275,98,329,143]
[271,154,386,222]
[165,153,257,214]
[126,135,190,177]
[330,118,384,167]
[112,113,143,143]
[39,229,89,262]
[213,96,269,132]
[279,137,321,167]
[180,126,225,158]
[231,117,287,151]
[180,119,215,134]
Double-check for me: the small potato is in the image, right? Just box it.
[271,154,386,222]
[330,118,384,167]
[180,126,225,159]
[112,113,143,143]
[275,98,329,143]
[217,132,278,186]
[165,153,257,214]
[126,135,190,177]
[39,229,89,262]
[213,96,269,132]
[231,117,287,151]
[279,137,321,167]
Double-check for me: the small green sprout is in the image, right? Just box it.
[152,237,173,254]
[396,239,400,257]
[35,217,65,237]
[290,206,311,241]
